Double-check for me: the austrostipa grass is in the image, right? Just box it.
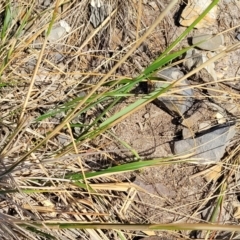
[1,0,240,239]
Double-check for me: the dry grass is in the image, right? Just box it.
[0,0,240,239]
[0,1,178,239]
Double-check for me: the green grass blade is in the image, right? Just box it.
[65,157,179,180]
[36,92,131,122]
[1,1,11,40]
[116,231,127,240]
[205,182,227,239]
[142,45,193,76]
[46,0,60,37]
[157,0,220,60]
[99,84,170,128]
[15,5,33,38]
[55,82,174,155]
[26,226,56,239]
[17,222,240,232]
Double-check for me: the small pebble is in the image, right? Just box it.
[143,113,150,119]
[216,72,224,79]
[215,112,226,124]
[236,33,240,41]
[148,1,158,9]
[222,66,228,71]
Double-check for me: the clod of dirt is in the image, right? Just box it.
[179,0,218,28]
[173,123,236,164]
[154,67,193,116]
[192,34,224,51]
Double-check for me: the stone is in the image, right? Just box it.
[180,0,218,28]
[53,52,64,62]
[43,0,51,7]
[155,67,194,116]
[184,49,204,71]
[236,33,240,41]
[192,34,224,51]
[148,1,158,10]
[59,20,71,33]
[184,49,217,81]
[216,72,224,79]
[48,20,71,42]
[182,127,194,139]
[198,121,211,131]
[57,134,70,146]
[215,112,226,124]
[224,103,239,115]
[173,123,236,164]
